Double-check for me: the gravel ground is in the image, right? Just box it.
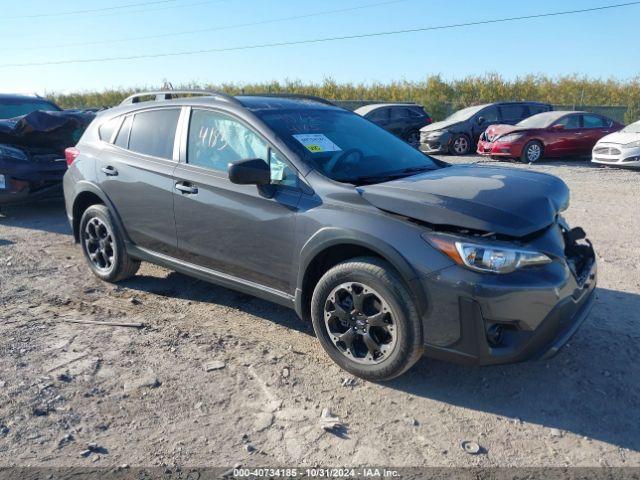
[0,156,638,468]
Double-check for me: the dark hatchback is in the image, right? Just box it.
[420,101,553,155]
[355,103,432,147]
[63,91,596,381]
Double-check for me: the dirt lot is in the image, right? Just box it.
[0,156,639,468]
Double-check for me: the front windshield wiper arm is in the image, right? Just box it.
[349,165,437,185]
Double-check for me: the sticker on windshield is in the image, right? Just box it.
[293,134,341,153]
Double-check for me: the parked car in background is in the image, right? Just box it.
[477,111,623,163]
[0,93,62,120]
[0,94,95,205]
[591,119,640,169]
[64,91,596,381]
[420,101,552,155]
[355,103,432,147]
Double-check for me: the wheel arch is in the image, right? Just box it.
[71,182,128,244]
[294,228,427,322]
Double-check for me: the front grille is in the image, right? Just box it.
[594,146,621,155]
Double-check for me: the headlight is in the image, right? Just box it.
[0,145,29,162]
[424,234,552,274]
[623,140,640,149]
[496,133,524,143]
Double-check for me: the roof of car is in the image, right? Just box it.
[236,95,341,111]
[354,103,422,115]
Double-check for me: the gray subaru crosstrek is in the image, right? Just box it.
[63,91,597,381]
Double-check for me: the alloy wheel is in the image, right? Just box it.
[323,282,397,364]
[83,217,115,273]
[527,144,542,162]
[453,137,469,154]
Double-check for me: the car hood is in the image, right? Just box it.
[596,130,639,145]
[484,124,538,141]
[420,119,464,133]
[358,165,569,238]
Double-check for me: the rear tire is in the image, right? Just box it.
[310,257,423,381]
[79,205,140,283]
[520,140,544,163]
[449,134,471,155]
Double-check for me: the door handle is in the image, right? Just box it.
[101,166,118,176]
[175,182,198,195]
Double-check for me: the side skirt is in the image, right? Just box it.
[127,245,296,310]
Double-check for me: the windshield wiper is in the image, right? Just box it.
[349,165,437,185]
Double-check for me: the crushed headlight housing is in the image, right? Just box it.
[0,145,29,162]
[496,133,524,143]
[424,234,552,274]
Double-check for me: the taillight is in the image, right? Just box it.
[65,147,80,166]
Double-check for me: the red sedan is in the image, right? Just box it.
[477,111,623,163]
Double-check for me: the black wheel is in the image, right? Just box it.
[405,130,420,148]
[520,140,544,163]
[311,257,423,381]
[79,204,140,282]
[449,134,471,155]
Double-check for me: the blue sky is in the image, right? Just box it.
[0,0,637,93]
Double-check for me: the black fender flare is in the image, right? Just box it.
[294,227,428,318]
[71,181,130,244]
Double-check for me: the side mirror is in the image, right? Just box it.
[477,116,485,125]
[228,158,270,185]
[550,124,565,131]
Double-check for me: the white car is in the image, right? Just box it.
[592,120,640,168]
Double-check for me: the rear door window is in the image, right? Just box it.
[529,104,551,115]
[555,114,581,130]
[128,109,181,160]
[367,108,390,122]
[500,104,528,122]
[582,114,609,128]
[390,108,411,120]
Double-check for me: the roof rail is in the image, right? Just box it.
[240,93,336,106]
[119,90,242,106]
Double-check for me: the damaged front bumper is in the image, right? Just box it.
[419,130,452,154]
[418,223,597,366]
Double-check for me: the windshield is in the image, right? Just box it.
[256,108,441,184]
[517,111,560,128]
[444,105,485,123]
[0,98,61,119]
[622,121,640,133]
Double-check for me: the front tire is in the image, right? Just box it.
[449,134,471,155]
[520,140,544,163]
[310,257,423,381]
[405,130,420,148]
[79,204,140,283]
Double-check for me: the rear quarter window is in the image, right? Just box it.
[98,117,122,142]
